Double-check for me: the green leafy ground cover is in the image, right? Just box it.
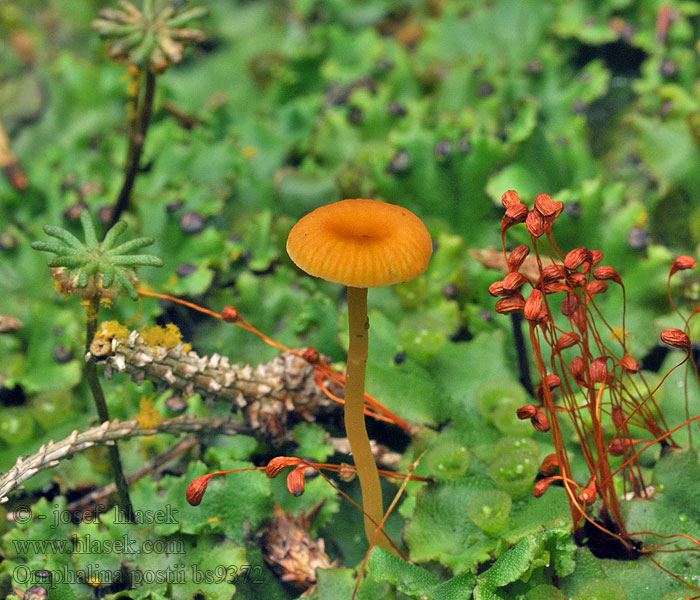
[2,0,700,598]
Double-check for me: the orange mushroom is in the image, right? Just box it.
[287,198,432,551]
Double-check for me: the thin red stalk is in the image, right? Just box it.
[646,556,700,593]
[685,358,693,446]
[547,334,600,495]
[619,372,673,441]
[137,288,223,319]
[544,229,566,262]
[308,464,408,560]
[668,273,694,445]
[621,283,628,355]
[529,323,582,526]
[611,415,700,478]
[667,273,688,325]
[586,382,626,533]
[524,228,637,535]
[611,355,690,446]
[195,458,428,563]
[633,531,700,551]
[558,469,635,550]
[315,377,395,425]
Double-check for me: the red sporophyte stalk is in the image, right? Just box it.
[186,456,432,507]
[185,454,432,566]
[492,189,700,555]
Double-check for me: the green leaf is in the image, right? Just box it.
[241,210,280,273]
[14,304,82,393]
[507,98,540,146]
[365,311,445,426]
[406,477,571,576]
[306,567,391,600]
[477,531,547,588]
[292,422,334,462]
[368,546,477,599]
[428,331,521,426]
[1,497,80,599]
[633,115,700,194]
[486,161,550,206]
[367,547,439,592]
[404,477,500,572]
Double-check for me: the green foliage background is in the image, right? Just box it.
[2,0,700,598]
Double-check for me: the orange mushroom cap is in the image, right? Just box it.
[286,198,432,288]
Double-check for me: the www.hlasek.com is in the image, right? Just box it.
[12,564,265,589]
[13,534,186,555]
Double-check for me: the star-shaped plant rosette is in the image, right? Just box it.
[31,210,163,521]
[92,0,207,74]
[31,210,163,302]
[91,1,208,227]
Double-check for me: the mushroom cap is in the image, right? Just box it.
[286,198,432,288]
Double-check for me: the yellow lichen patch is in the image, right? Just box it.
[138,323,192,352]
[81,298,99,321]
[610,326,632,345]
[242,146,258,159]
[54,280,68,296]
[137,281,155,292]
[97,320,131,342]
[136,396,163,428]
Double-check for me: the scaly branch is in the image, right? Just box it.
[0,417,402,504]
[0,415,248,503]
[89,328,340,443]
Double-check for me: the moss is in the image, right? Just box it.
[135,397,163,429]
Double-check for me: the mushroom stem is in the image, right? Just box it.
[345,286,394,552]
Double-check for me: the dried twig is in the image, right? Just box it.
[0,415,248,503]
[85,298,135,521]
[469,246,544,281]
[0,121,27,190]
[109,69,156,226]
[330,438,402,471]
[90,328,340,442]
[0,414,402,504]
[163,100,202,129]
[0,314,23,333]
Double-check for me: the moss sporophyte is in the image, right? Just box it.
[31,210,163,302]
[92,0,207,74]
[492,189,700,576]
